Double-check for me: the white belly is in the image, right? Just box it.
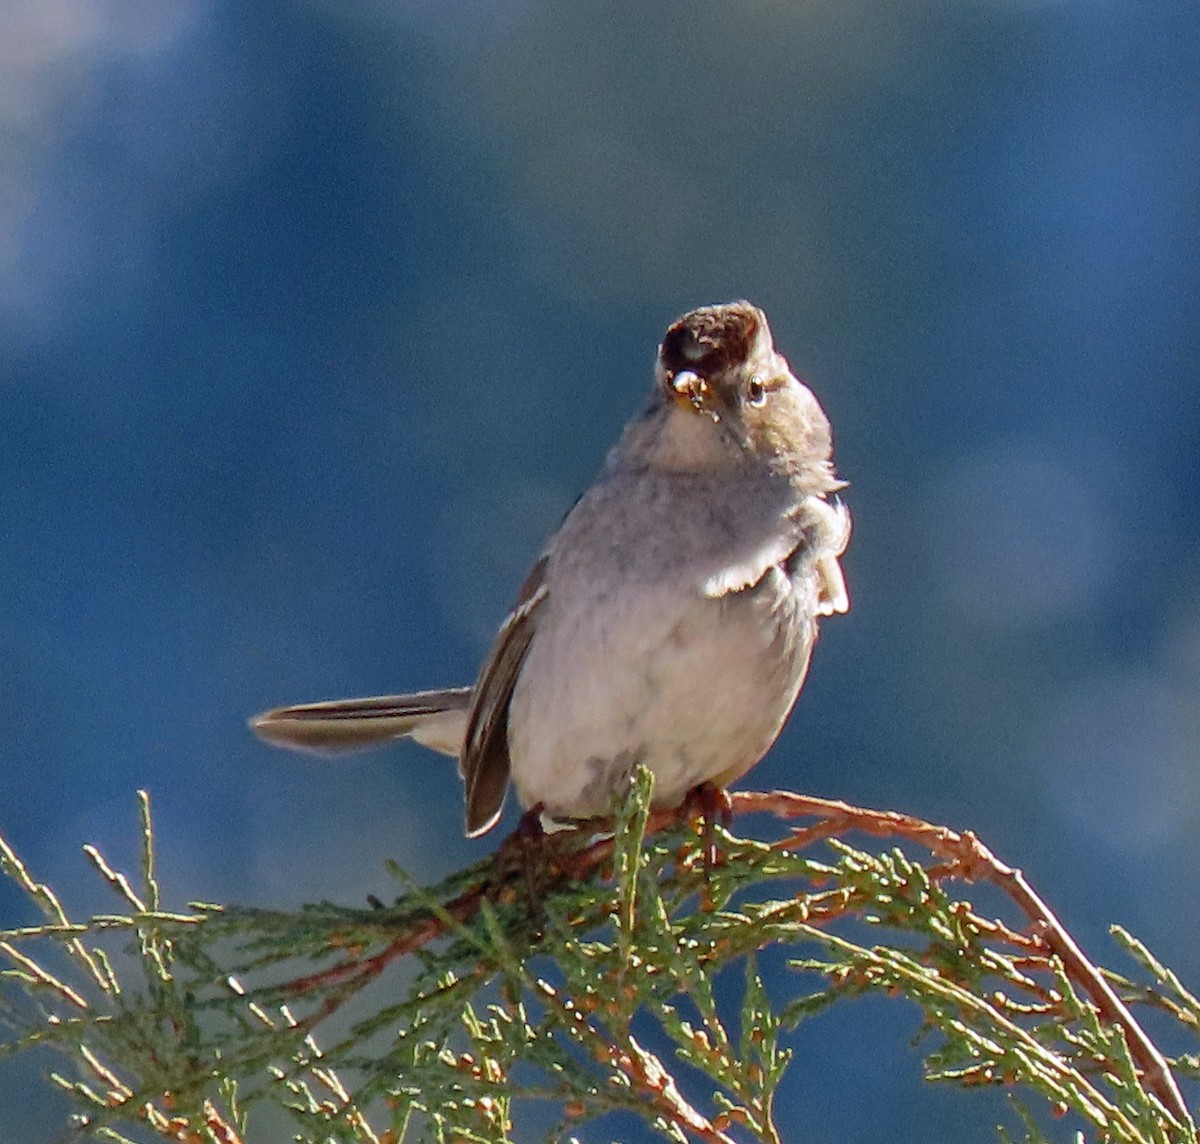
[506,566,814,819]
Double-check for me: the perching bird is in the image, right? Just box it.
[252,301,850,837]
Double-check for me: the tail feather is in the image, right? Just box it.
[250,688,472,758]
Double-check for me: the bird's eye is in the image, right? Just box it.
[746,375,767,407]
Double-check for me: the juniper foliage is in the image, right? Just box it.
[0,773,1196,1143]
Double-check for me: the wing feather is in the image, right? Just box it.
[460,556,550,837]
[702,496,851,612]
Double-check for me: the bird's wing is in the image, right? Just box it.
[702,496,851,615]
[808,498,851,616]
[460,556,550,837]
[250,688,474,756]
[701,528,804,598]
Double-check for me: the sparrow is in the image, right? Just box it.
[251,301,850,837]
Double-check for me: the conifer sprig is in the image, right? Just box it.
[0,773,1196,1142]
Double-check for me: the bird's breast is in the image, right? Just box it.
[506,551,816,820]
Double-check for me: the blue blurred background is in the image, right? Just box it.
[2,1,1198,1139]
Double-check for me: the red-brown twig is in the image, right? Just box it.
[280,884,486,999]
[729,790,1192,1131]
[202,1100,246,1144]
[532,976,737,1144]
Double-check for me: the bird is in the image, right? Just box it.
[251,301,850,838]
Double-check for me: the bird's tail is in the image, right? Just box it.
[250,688,472,758]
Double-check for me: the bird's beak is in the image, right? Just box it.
[666,369,713,415]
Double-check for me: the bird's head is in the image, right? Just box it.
[643,301,841,490]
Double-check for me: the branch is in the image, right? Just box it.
[3,782,1195,1142]
[729,790,1192,1131]
[261,786,1192,1135]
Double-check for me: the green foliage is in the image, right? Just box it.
[0,775,1197,1143]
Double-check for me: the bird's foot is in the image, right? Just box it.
[494,804,554,929]
[682,782,733,908]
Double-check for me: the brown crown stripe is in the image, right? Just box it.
[659,301,762,379]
